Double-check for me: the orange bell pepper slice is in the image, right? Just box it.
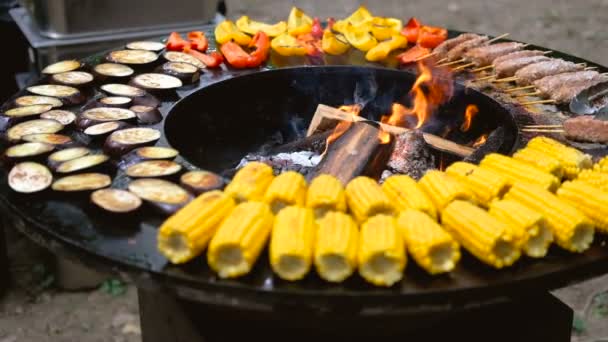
[248,32,270,67]
[417,26,448,48]
[397,45,431,64]
[166,32,190,51]
[401,17,422,44]
[220,42,251,68]
[187,31,209,52]
[184,46,223,68]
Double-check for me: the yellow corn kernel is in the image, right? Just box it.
[480,153,560,191]
[224,162,274,203]
[158,191,235,264]
[345,176,394,222]
[397,209,460,274]
[576,169,608,192]
[445,162,510,206]
[442,201,520,268]
[504,183,594,252]
[558,180,608,233]
[207,202,274,278]
[358,214,406,287]
[263,171,307,213]
[526,136,593,179]
[594,156,608,173]
[314,211,358,282]
[269,206,316,281]
[381,175,437,219]
[512,147,564,179]
[306,174,347,219]
[418,170,476,211]
[488,199,553,258]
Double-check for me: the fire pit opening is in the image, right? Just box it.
[165,66,518,179]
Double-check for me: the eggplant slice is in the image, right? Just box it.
[56,154,110,174]
[160,62,200,84]
[98,97,132,107]
[48,147,90,165]
[42,60,81,75]
[8,162,53,193]
[131,73,183,91]
[100,84,146,98]
[78,107,136,129]
[40,110,77,125]
[91,188,142,213]
[163,51,204,70]
[5,142,54,159]
[136,146,179,160]
[52,173,111,192]
[27,85,84,105]
[128,178,190,206]
[14,95,63,108]
[22,133,72,146]
[104,127,161,156]
[7,119,64,142]
[126,160,182,178]
[84,122,124,137]
[4,104,53,118]
[180,170,225,194]
[94,63,134,78]
[126,41,165,52]
[130,105,162,124]
[51,71,94,88]
[107,50,158,65]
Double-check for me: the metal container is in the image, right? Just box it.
[19,0,219,39]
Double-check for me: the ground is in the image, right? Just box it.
[1,0,608,341]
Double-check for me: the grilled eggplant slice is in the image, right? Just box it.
[104,127,161,156]
[52,173,111,192]
[136,146,178,160]
[27,85,85,105]
[130,105,162,124]
[130,73,183,93]
[93,63,134,81]
[6,119,64,142]
[126,41,165,52]
[160,62,200,84]
[91,188,142,213]
[125,160,182,178]
[42,60,81,75]
[51,71,94,88]
[5,142,54,161]
[48,147,90,169]
[100,83,146,98]
[128,178,191,214]
[84,121,129,138]
[56,154,110,174]
[76,107,136,129]
[98,96,132,108]
[1,105,54,129]
[40,110,76,125]
[22,133,72,147]
[14,95,63,108]
[107,50,158,66]
[163,51,204,70]
[8,162,53,193]
[180,170,225,195]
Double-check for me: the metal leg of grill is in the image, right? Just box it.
[0,218,9,297]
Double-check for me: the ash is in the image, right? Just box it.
[381,131,436,181]
[237,150,322,176]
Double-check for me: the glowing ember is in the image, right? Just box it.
[473,134,488,148]
[460,104,479,132]
[323,104,362,154]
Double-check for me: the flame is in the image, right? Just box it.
[473,134,488,148]
[324,104,361,154]
[378,129,391,144]
[460,104,479,132]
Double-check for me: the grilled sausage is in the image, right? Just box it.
[492,50,549,66]
[564,116,608,143]
[463,42,526,66]
[445,36,488,61]
[433,33,481,60]
[494,55,551,77]
[515,59,586,85]
[533,71,600,96]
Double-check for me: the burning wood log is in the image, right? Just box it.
[382,130,436,180]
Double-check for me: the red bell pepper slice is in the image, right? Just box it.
[166,32,190,51]
[297,33,323,57]
[220,42,251,68]
[327,17,336,30]
[247,31,270,68]
[183,46,223,68]
[401,17,422,44]
[187,31,209,52]
[311,17,323,39]
[397,45,431,64]
[417,26,448,48]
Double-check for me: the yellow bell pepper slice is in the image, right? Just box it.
[271,33,308,56]
[287,7,313,36]
[215,20,252,45]
[235,16,287,37]
[370,17,403,41]
[332,6,373,34]
[365,35,407,62]
[322,30,350,55]
[343,24,378,52]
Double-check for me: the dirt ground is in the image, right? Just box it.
[1,1,608,341]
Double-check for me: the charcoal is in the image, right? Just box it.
[464,127,505,164]
[384,131,435,180]
[227,150,321,178]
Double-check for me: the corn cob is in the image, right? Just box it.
[207,201,274,278]
[445,162,510,206]
[306,174,347,219]
[418,170,476,211]
[345,176,394,222]
[594,156,608,173]
[441,200,521,268]
[557,180,608,233]
[488,199,553,258]
[381,175,437,219]
[358,214,406,287]
[158,191,235,264]
[576,169,608,192]
[269,206,316,281]
[480,153,560,191]
[526,136,593,179]
[314,211,358,282]
[504,183,594,252]
[512,147,564,179]
[397,209,460,274]
[264,171,307,213]
[224,162,274,202]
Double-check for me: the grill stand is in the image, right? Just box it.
[137,286,573,342]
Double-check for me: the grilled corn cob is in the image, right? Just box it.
[264,171,307,213]
[445,162,510,206]
[557,180,608,233]
[576,169,608,192]
[345,176,394,222]
[418,170,476,211]
[224,162,274,202]
[594,156,608,173]
[381,175,437,219]
[207,201,274,278]
[358,214,406,286]
[504,183,594,252]
[306,174,347,219]
[158,191,235,264]
[488,199,553,258]
[526,136,592,179]
[442,200,520,268]
[480,153,560,191]
[512,147,564,179]
[314,211,359,282]
[397,209,460,274]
